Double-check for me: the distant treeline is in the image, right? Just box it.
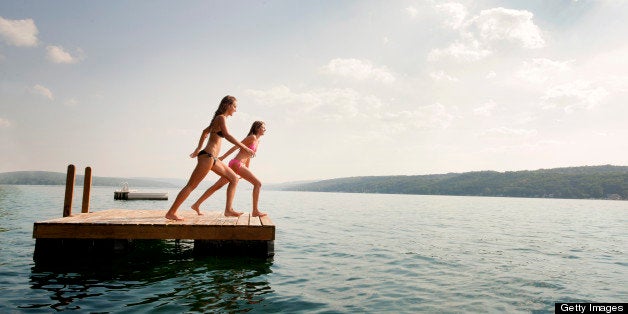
[0,171,177,188]
[280,165,628,200]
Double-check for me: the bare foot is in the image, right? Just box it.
[165,213,184,221]
[224,208,243,217]
[191,204,203,215]
[252,210,267,217]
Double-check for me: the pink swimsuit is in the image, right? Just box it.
[228,143,257,174]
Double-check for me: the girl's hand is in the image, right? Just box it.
[190,150,200,158]
[246,147,256,157]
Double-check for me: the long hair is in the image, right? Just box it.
[248,121,265,136]
[210,95,237,127]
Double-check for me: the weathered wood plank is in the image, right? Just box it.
[250,216,262,226]
[236,213,250,226]
[260,215,274,227]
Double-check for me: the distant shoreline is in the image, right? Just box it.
[2,165,627,200]
[271,165,628,201]
[0,171,179,188]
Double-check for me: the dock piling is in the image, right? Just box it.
[63,164,75,217]
[82,166,92,213]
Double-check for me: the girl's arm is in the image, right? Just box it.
[216,116,255,156]
[190,125,212,158]
[220,145,238,160]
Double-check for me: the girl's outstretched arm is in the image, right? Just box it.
[190,125,212,158]
[215,116,255,156]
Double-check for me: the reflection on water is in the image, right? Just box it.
[26,240,274,312]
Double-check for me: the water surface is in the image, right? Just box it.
[0,185,625,312]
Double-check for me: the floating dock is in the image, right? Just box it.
[33,165,275,260]
[34,210,275,257]
[114,191,168,200]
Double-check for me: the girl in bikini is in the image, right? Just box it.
[165,95,255,221]
[191,121,267,217]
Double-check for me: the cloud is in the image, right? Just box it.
[429,5,544,62]
[64,98,79,106]
[0,117,11,128]
[470,7,545,49]
[46,45,85,64]
[246,85,363,120]
[480,126,538,137]
[430,70,459,82]
[381,103,456,130]
[405,6,419,18]
[0,17,39,47]
[517,58,572,83]
[30,84,54,100]
[435,2,467,30]
[541,80,609,113]
[321,58,395,83]
[473,100,497,116]
[428,38,492,62]
[247,85,456,131]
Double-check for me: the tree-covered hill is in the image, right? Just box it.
[281,165,628,200]
[0,171,177,188]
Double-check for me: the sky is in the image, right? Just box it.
[1,0,627,183]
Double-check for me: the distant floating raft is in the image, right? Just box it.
[114,182,168,200]
[114,191,168,200]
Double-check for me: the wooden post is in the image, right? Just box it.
[82,166,92,213]
[63,164,75,217]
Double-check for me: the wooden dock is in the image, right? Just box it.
[33,209,275,241]
[33,165,276,259]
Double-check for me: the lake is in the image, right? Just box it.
[0,185,626,312]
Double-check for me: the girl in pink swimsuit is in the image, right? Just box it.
[191,121,267,217]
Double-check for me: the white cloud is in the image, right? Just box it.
[436,2,467,30]
[485,71,497,79]
[541,80,609,113]
[46,45,85,64]
[246,85,362,119]
[0,117,11,128]
[0,17,39,47]
[64,98,79,106]
[322,58,395,83]
[517,58,572,83]
[480,126,538,137]
[247,86,456,131]
[428,39,492,62]
[430,70,459,82]
[429,6,544,63]
[405,6,419,18]
[473,100,497,116]
[381,103,456,130]
[470,7,545,49]
[30,84,54,100]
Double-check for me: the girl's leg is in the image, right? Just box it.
[191,176,229,215]
[165,157,214,220]
[210,160,241,217]
[237,166,266,217]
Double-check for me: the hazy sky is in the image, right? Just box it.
[1,0,627,183]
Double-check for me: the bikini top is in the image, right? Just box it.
[248,143,257,152]
[210,129,224,138]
